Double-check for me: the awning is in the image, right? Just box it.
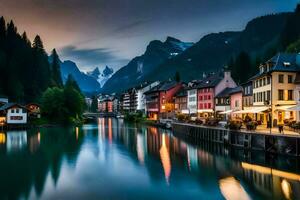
[274,105,296,111]
[197,109,214,113]
[181,109,189,114]
[219,110,232,114]
[286,105,300,111]
[233,106,269,114]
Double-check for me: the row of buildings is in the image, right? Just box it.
[94,52,300,126]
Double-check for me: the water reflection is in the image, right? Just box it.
[0,118,299,199]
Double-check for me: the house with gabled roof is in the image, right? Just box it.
[0,103,28,125]
[250,53,300,126]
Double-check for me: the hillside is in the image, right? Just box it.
[101,37,193,93]
[102,13,291,94]
[145,13,291,82]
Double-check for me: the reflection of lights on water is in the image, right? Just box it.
[0,133,5,144]
[219,177,251,200]
[37,132,41,143]
[137,134,145,164]
[281,179,292,200]
[242,162,300,181]
[108,118,112,143]
[75,127,79,140]
[159,134,171,185]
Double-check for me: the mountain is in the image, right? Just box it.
[86,66,114,87]
[60,60,101,93]
[86,67,100,80]
[102,13,292,94]
[144,13,291,83]
[101,36,193,93]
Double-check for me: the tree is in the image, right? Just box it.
[286,39,300,53]
[230,51,252,84]
[41,87,66,122]
[0,17,6,43]
[65,75,81,94]
[50,49,63,87]
[64,85,85,119]
[91,96,98,112]
[174,71,181,82]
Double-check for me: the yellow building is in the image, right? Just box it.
[251,53,300,126]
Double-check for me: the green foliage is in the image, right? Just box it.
[41,81,85,124]
[286,38,300,53]
[91,95,98,112]
[229,51,253,84]
[174,71,181,82]
[50,49,63,87]
[124,111,145,122]
[280,4,300,49]
[0,16,64,103]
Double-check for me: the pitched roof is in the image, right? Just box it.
[175,87,187,97]
[251,53,300,80]
[215,88,234,98]
[195,73,223,89]
[215,86,242,98]
[145,81,179,94]
[0,103,27,111]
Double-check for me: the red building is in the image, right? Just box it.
[145,81,183,120]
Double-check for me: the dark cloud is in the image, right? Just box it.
[0,0,298,71]
[60,45,129,71]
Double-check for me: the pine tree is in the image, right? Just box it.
[50,49,63,87]
[0,17,6,42]
[174,71,180,82]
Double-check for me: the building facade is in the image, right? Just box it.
[251,53,300,126]
[136,81,160,113]
[174,88,188,114]
[145,81,183,120]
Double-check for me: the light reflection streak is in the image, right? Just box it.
[159,134,171,185]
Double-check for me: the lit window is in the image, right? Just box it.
[278,74,284,83]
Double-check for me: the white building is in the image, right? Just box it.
[187,88,197,114]
[136,81,160,113]
[0,103,28,124]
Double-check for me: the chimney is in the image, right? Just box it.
[297,53,300,66]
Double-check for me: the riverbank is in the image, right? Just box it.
[172,122,300,157]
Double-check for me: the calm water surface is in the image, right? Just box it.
[0,118,300,200]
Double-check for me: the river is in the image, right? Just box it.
[0,118,299,200]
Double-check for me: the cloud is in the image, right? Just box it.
[59,45,129,70]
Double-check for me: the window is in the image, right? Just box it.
[267,90,271,101]
[215,99,218,104]
[208,95,211,100]
[267,77,271,84]
[263,91,266,102]
[16,108,19,113]
[288,90,293,100]
[11,109,15,113]
[278,90,284,100]
[278,74,284,83]
[288,75,293,83]
[263,78,266,86]
[199,104,203,109]
[208,103,211,109]
[189,97,196,102]
[204,103,207,109]
[235,100,239,107]
[199,96,203,100]
[253,93,256,103]
[259,79,262,87]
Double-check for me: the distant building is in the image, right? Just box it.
[229,86,243,120]
[215,88,232,120]
[0,103,28,125]
[251,53,300,126]
[26,103,41,119]
[136,81,160,113]
[145,81,183,120]
[174,87,188,114]
[121,88,137,113]
[197,70,237,118]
